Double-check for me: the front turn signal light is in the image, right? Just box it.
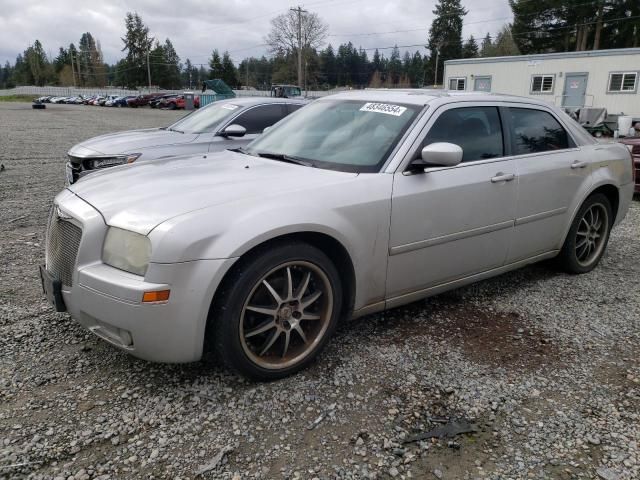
[142,290,170,303]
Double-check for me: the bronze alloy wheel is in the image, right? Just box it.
[575,202,609,268]
[239,261,334,370]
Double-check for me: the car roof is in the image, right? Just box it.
[322,89,556,108]
[215,96,308,106]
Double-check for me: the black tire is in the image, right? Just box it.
[557,193,613,274]
[208,241,343,380]
[168,102,177,110]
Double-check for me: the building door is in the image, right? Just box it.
[474,76,492,92]
[562,73,588,107]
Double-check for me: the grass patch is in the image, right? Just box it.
[0,95,40,102]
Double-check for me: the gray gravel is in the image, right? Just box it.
[1,102,639,480]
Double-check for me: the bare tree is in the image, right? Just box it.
[265,8,328,87]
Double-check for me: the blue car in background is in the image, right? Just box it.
[112,96,136,107]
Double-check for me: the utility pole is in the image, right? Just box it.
[433,48,439,88]
[146,49,152,91]
[290,6,307,87]
[246,60,249,88]
[70,50,76,87]
[76,51,82,87]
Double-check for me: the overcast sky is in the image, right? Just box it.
[0,0,512,66]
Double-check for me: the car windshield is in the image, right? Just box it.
[245,99,421,172]
[167,102,241,134]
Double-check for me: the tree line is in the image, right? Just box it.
[1,0,639,91]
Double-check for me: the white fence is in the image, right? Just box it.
[0,85,340,98]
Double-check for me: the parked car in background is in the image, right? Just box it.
[43,91,634,380]
[127,93,162,108]
[65,97,308,183]
[150,94,175,108]
[164,95,200,110]
[113,96,135,107]
[620,137,640,193]
[101,95,119,107]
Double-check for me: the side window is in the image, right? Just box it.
[422,106,504,162]
[233,104,286,134]
[287,104,304,114]
[509,108,572,155]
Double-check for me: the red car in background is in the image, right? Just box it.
[620,136,640,194]
[164,95,200,110]
[127,93,163,108]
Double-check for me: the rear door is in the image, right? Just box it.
[504,106,592,262]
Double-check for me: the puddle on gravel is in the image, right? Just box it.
[350,296,561,371]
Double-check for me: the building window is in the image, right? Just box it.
[608,72,638,93]
[448,77,466,91]
[531,75,555,94]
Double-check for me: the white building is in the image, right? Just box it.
[443,48,640,120]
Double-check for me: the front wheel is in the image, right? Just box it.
[557,193,613,273]
[209,242,342,380]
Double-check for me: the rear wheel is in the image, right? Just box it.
[557,193,612,273]
[168,102,177,110]
[210,242,342,380]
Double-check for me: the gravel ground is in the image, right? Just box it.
[1,102,639,480]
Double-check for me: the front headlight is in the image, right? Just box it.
[92,153,141,169]
[102,227,151,276]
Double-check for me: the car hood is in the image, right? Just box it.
[68,128,199,156]
[69,151,357,235]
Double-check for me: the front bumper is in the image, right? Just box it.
[62,259,232,363]
[45,190,236,363]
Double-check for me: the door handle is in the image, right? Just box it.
[571,161,588,169]
[491,172,515,183]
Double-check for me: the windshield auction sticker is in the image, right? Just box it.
[360,102,407,116]
[221,104,239,110]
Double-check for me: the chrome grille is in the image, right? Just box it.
[45,208,82,286]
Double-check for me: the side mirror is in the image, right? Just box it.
[408,142,463,172]
[220,124,246,137]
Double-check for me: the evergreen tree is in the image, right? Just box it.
[427,0,467,85]
[162,39,181,88]
[208,49,222,79]
[462,36,479,58]
[23,40,50,86]
[491,26,521,56]
[408,51,426,87]
[388,46,402,85]
[480,33,493,57]
[510,0,640,53]
[221,51,238,87]
[121,12,153,88]
[318,44,337,87]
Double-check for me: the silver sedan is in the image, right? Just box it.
[42,90,635,380]
[66,97,307,183]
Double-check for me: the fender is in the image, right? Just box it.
[148,174,394,311]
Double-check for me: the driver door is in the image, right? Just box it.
[386,104,517,299]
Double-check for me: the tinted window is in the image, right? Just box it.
[422,106,503,162]
[509,108,570,155]
[287,103,304,114]
[234,104,286,134]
